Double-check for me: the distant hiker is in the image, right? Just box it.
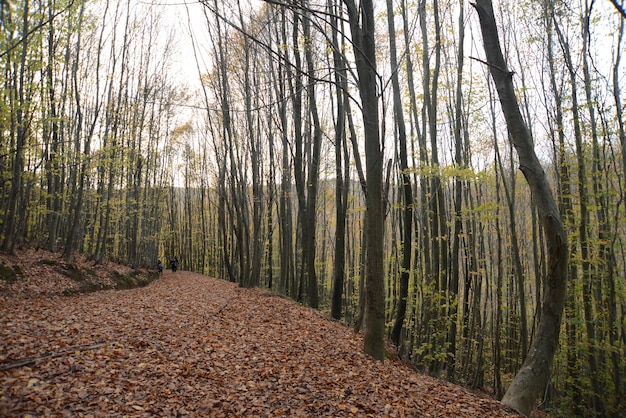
[170,256,178,272]
[157,260,164,274]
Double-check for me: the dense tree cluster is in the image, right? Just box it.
[1,0,624,415]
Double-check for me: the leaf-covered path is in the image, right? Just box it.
[1,271,519,417]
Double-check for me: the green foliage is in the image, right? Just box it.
[111,270,155,290]
[58,267,157,295]
[60,263,85,282]
[0,263,17,283]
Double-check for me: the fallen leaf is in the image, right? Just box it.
[0,261,519,418]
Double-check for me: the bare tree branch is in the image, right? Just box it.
[608,0,626,19]
[0,0,75,59]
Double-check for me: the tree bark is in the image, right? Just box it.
[542,6,582,412]
[473,0,569,415]
[44,3,63,253]
[447,0,466,379]
[386,0,413,349]
[418,0,447,373]
[2,0,31,252]
[610,15,625,411]
[553,13,605,413]
[344,0,385,360]
[275,7,295,296]
[238,1,263,288]
[302,1,321,308]
[330,0,348,320]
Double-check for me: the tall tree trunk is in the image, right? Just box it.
[474,1,569,415]
[387,0,413,349]
[330,0,349,320]
[399,0,430,363]
[419,0,447,373]
[95,0,129,263]
[208,0,237,283]
[610,14,624,411]
[493,132,504,399]
[544,6,582,413]
[2,0,31,252]
[275,7,294,296]
[63,10,87,261]
[302,1,321,308]
[344,0,385,360]
[44,2,63,253]
[447,0,466,380]
[288,4,307,303]
[497,146,529,361]
[64,0,102,262]
[553,14,605,414]
[238,1,263,288]
[266,109,276,289]
[582,2,613,413]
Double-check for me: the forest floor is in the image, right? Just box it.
[0,249,521,417]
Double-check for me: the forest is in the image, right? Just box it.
[1,0,625,416]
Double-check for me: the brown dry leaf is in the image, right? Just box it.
[0,253,520,417]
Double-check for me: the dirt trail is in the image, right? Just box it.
[1,271,518,417]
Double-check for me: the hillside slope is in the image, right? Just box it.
[0,255,519,417]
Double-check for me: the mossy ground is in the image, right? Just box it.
[0,263,17,283]
[0,248,160,298]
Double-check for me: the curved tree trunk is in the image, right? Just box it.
[473,0,569,415]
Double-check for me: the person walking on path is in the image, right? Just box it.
[170,256,178,272]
